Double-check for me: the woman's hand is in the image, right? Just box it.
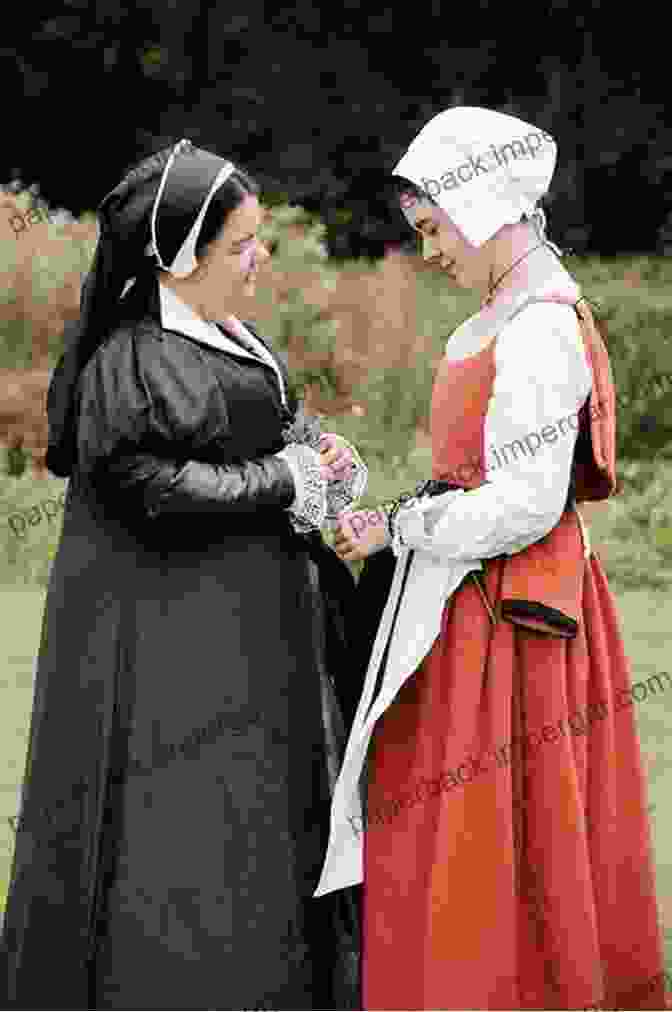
[333,509,391,561]
[318,433,355,481]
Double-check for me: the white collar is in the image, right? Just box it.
[158,282,288,406]
[158,282,255,358]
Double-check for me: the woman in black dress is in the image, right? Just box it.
[1,140,362,1010]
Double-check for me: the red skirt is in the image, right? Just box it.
[363,555,667,1011]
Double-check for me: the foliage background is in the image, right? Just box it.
[1,2,671,258]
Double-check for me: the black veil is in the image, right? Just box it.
[46,140,235,477]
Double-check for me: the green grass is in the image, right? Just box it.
[1,583,671,962]
[0,586,46,911]
[613,587,672,927]
[0,470,66,588]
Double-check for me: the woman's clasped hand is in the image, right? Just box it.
[317,432,356,481]
[333,507,390,561]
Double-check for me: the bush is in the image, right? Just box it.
[0,183,96,476]
[568,257,672,460]
[252,206,471,464]
[2,192,672,471]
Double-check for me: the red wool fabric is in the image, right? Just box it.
[363,301,666,1011]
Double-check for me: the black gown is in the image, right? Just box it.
[0,281,361,1010]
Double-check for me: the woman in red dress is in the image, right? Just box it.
[317,107,667,1011]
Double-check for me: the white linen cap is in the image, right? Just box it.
[393,106,558,247]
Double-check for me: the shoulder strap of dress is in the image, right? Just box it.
[509,293,618,500]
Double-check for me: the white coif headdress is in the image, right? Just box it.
[145,138,236,278]
[393,106,559,248]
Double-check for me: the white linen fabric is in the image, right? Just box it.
[393,106,558,247]
[314,255,592,897]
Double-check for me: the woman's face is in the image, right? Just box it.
[403,197,491,291]
[192,193,269,307]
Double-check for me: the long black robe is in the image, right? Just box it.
[0,282,360,1010]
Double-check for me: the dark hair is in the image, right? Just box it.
[193,167,260,259]
[391,176,436,223]
[393,176,433,205]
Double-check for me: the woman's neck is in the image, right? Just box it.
[160,275,228,323]
[483,228,568,307]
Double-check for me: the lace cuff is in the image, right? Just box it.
[275,443,327,533]
[321,434,369,518]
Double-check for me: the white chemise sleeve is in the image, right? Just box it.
[394,302,593,562]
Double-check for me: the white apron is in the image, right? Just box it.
[314,545,480,896]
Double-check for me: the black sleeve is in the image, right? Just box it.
[97,450,295,518]
[74,325,296,519]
